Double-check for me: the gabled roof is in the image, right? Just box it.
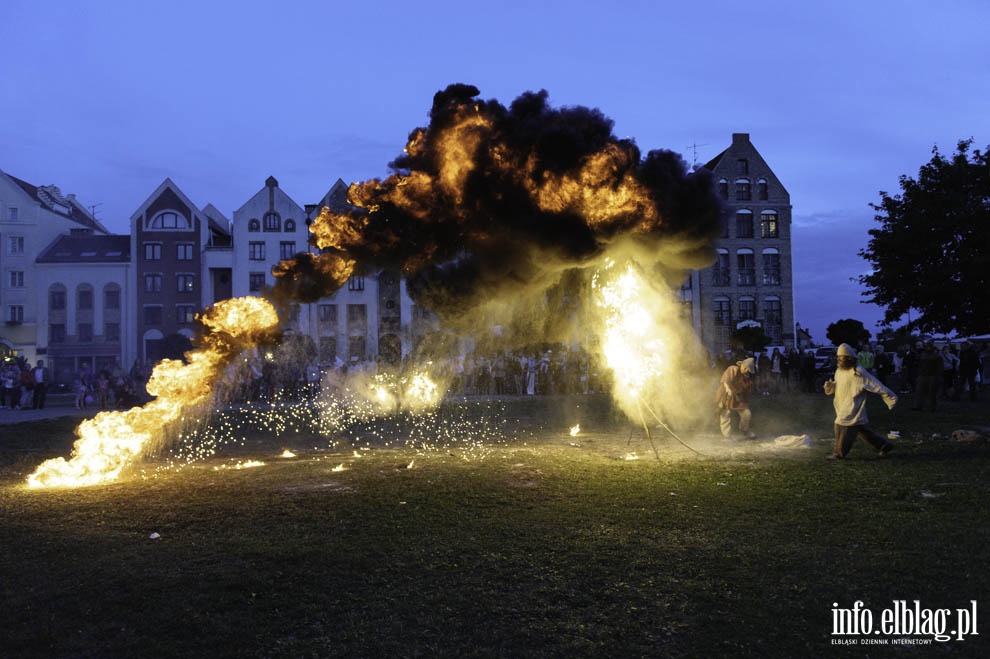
[202,203,232,238]
[36,233,131,263]
[319,178,355,213]
[3,172,110,233]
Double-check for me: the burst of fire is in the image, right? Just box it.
[569,424,580,437]
[26,297,280,489]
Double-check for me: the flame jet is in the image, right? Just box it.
[273,83,722,348]
[27,297,280,488]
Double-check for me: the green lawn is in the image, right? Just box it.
[1,393,988,658]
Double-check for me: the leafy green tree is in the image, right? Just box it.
[859,139,990,336]
[826,318,871,348]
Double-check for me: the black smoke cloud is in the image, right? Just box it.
[273,83,722,344]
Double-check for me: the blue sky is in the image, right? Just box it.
[3,0,988,344]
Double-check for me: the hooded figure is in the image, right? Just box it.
[824,343,898,459]
[716,357,757,438]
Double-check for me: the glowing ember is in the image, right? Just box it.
[280,450,296,458]
[569,424,580,437]
[26,297,279,488]
[332,464,346,472]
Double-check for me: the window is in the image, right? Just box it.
[736,159,749,175]
[50,323,66,344]
[8,271,24,288]
[104,287,120,310]
[758,179,768,201]
[143,306,163,325]
[249,242,265,260]
[148,211,191,229]
[713,298,731,326]
[762,251,781,285]
[735,179,751,201]
[177,305,196,324]
[347,276,365,292]
[735,210,753,238]
[144,243,162,260]
[105,322,120,342]
[739,298,756,321]
[248,219,260,232]
[737,250,755,286]
[318,304,337,323]
[712,250,730,286]
[760,211,779,239]
[764,298,782,325]
[177,274,195,293]
[279,241,296,260]
[144,274,163,293]
[8,207,17,221]
[8,236,25,255]
[7,305,24,323]
[263,211,281,232]
[78,323,93,343]
[249,272,266,292]
[285,219,296,232]
[177,243,194,260]
[50,288,66,310]
[78,287,94,310]
[347,304,367,330]
[718,179,728,199]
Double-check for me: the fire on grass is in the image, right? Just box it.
[26,297,280,489]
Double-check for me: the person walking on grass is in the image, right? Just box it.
[824,343,898,460]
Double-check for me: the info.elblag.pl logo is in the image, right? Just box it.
[831,600,978,646]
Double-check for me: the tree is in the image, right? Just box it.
[731,324,772,354]
[826,318,871,348]
[859,139,990,336]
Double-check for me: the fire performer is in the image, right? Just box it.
[716,357,757,439]
[823,343,897,459]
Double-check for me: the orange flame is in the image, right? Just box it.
[26,297,280,489]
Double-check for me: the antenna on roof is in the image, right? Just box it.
[87,203,102,218]
[686,142,709,171]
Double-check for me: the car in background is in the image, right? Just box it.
[814,346,836,372]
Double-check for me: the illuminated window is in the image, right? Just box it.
[760,211,779,239]
[177,274,195,293]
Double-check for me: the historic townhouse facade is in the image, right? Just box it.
[693,133,796,353]
[0,169,110,365]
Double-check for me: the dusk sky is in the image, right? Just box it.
[3,0,988,345]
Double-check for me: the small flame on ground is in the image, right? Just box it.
[332,464,346,472]
[569,424,580,437]
[280,450,296,458]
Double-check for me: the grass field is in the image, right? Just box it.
[1,392,988,658]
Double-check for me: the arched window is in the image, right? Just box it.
[760,210,779,238]
[757,178,769,201]
[76,284,94,311]
[762,248,781,285]
[736,249,755,286]
[147,210,191,230]
[713,297,731,326]
[49,283,67,312]
[718,178,728,199]
[263,211,281,232]
[735,178,751,201]
[739,296,757,321]
[735,210,753,238]
[284,219,296,232]
[248,219,260,232]
[713,249,730,286]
